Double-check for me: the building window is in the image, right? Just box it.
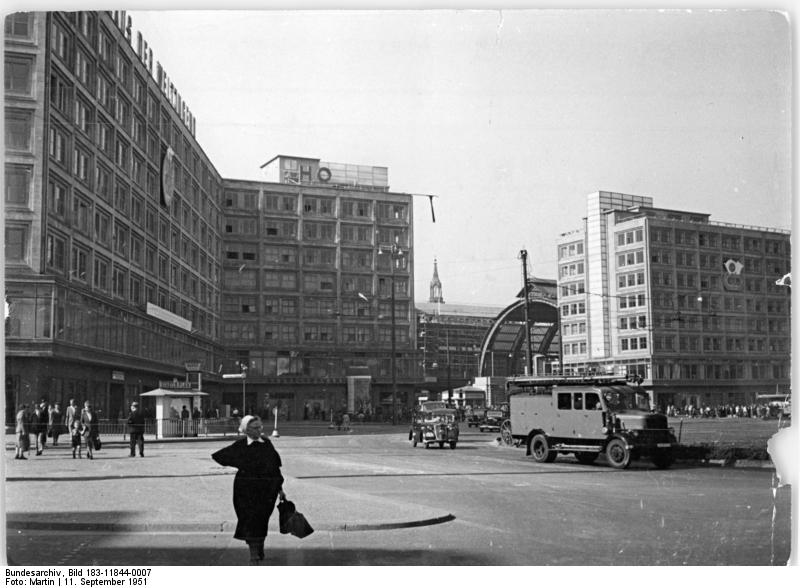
[71,194,91,235]
[48,125,68,166]
[5,13,33,39]
[93,257,109,291]
[47,179,67,219]
[70,246,88,281]
[72,143,91,184]
[5,164,32,206]
[94,211,110,246]
[5,109,33,151]
[5,226,28,262]
[45,234,66,271]
[112,266,127,299]
[5,55,34,95]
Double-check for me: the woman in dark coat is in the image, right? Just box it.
[80,401,98,460]
[211,415,284,565]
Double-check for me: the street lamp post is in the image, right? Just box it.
[380,242,404,425]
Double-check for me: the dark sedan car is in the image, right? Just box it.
[479,409,506,432]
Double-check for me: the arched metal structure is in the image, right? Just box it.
[478,279,561,378]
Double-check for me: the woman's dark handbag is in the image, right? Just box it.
[278,495,314,538]
[93,437,102,451]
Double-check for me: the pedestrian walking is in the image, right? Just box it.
[80,401,99,460]
[15,404,30,460]
[70,418,83,459]
[34,400,49,455]
[211,415,285,565]
[64,398,79,430]
[48,402,64,446]
[127,401,145,457]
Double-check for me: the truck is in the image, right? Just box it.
[502,374,677,469]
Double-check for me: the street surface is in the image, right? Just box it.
[3,426,792,567]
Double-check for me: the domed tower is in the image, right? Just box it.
[429,258,444,304]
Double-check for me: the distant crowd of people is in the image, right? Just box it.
[665,403,786,419]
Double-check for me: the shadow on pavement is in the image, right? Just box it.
[6,544,491,566]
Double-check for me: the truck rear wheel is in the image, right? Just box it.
[606,438,631,469]
[530,434,557,463]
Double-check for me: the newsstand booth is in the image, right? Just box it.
[140,388,208,438]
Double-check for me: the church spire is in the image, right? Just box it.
[429,258,444,304]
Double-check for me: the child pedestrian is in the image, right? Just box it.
[71,419,82,459]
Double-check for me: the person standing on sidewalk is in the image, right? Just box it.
[127,401,145,457]
[211,415,285,565]
[80,401,98,460]
[14,404,30,460]
[48,402,64,446]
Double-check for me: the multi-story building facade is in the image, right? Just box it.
[556,191,791,410]
[4,11,225,423]
[4,12,420,424]
[219,156,417,420]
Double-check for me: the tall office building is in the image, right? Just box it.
[556,191,791,410]
[219,156,416,419]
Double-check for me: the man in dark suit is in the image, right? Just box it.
[127,401,146,457]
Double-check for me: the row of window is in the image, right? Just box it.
[44,230,220,311]
[224,295,410,320]
[650,227,787,255]
[561,321,587,337]
[562,342,587,356]
[557,240,584,260]
[652,361,788,381]
[223,323,411,345]
[653,335,789,353]
[224,189,409,221]
[222,268,410,297]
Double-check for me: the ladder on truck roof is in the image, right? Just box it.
[505,374,634,390]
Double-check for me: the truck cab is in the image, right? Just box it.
[505,375,676,469]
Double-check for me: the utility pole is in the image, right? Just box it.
[520,250,533,376]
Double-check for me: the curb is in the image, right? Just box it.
[5,514,457,534]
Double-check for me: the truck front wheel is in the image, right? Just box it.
[530,434,557,463]
[606,438,632,469]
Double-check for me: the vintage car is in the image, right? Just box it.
[479,409,506,433]
[467,409,485,428]
[409,402,459,449]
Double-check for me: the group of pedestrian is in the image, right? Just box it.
[14,398,137,461]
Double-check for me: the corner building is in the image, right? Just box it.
[4,12,419,423]
[4,11,225,423]
[557,191,791,411]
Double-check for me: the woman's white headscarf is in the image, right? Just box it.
[239,415,256,434]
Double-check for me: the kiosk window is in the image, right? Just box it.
[557,393,571,410]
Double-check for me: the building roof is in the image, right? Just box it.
[415,302,507,318]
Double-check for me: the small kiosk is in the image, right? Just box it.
[140,384,208,439]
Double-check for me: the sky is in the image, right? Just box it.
[109,5,794,307]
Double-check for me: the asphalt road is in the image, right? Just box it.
[3,427,792,568]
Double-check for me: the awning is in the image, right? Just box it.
[140,388,209,397]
